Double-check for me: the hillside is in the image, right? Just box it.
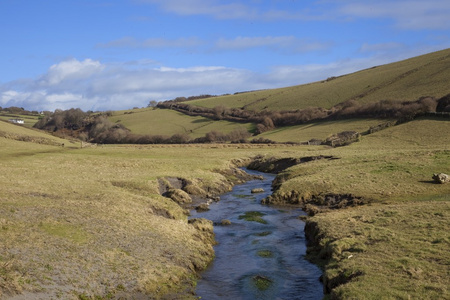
[109,107,254,138]
[0,120,77,149]
[185,48,450,111]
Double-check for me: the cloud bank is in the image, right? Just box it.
[1,52,415,112]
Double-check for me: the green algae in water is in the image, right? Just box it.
[254,231,272,237]
[257,250,273,258]
[233,194,254,199]
[238,211,267,224]
[253,275,273,291]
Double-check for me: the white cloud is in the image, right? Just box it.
[97,36,204,49]
[98,35,332,55]
[359,42,404,53]
[337,0,450,30]
[38,59,104,87]
[0,58,259,111]
[214,36,331,53]
[135,0,326,21]
[137,0,450,29]
[1,46,445,112]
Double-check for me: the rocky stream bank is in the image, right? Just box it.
[158,154,370,298]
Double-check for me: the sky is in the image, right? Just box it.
[0,0,449,112]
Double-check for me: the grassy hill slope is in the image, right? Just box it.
[109,107,255,138]
[255,118,387,143]
[187,48,450,111]
[0,120,77,148]
[0,112,40,128]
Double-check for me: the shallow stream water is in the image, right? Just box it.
[190,169,323,300]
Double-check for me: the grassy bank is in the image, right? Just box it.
[0,131,299,299]
[255,117,449,299]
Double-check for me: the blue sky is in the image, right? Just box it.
[1,0,449,111]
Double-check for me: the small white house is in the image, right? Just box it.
[9,119,25,124]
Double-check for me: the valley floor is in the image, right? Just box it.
[0,116,449,299]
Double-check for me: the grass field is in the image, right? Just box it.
[255,118,387,143]
[0,127,297,299]
[108,107,255,138]
[187,48,450,111]
[0,114,40,128]
[1,115,449,299]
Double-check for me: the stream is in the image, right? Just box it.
[190,169,323,300]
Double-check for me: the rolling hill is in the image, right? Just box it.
[108,107,255,139]
[104,48,449,143]
[186,48,450,111]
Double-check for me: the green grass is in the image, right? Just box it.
[268,117,450,202]
[108,107,255,138]
[187,48,450,111]
[255,119,387,143]
[0,113,40,128]
[310,201,450,299]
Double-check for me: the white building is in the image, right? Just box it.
[9,119,25,124]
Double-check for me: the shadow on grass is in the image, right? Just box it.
[418,180,438,184]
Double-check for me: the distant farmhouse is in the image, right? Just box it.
[9,119,25,124]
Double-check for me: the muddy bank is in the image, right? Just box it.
[304,220,364,296]
[247,155,367,215]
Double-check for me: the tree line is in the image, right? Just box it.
[31,94,449,145]
[157,94,450,134]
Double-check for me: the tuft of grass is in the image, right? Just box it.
[39,222,90,244]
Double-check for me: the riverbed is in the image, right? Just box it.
[190,169,323,300]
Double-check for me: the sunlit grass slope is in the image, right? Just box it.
[188,48,450,111]
[0,120,76,148]
[0,113,40,128]
[255,118,387,143]
[109,107,255,137]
